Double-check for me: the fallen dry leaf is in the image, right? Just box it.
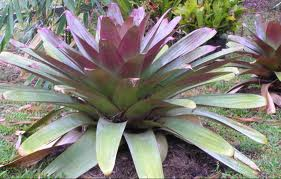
[233,117,261,123]
[270,93,281,107]
[18,104,33,111]
[261,83,276,114]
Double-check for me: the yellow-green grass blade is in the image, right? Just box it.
[96,117,127,175]
[187,94,266,109]
[124,130,164,178]
[164,98,196,109]
[43,127,97,178]
[160,117,234,156]
[165,108,267,144]
[19,113,94,156]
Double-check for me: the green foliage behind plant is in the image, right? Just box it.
[115,0,182,18]
[174,0,244,33]
[0,0,110,51]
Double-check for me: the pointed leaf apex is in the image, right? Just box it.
[107,2,124,25]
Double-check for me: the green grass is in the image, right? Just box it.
[208,106,281,178]
[0,101,53,177]
[0,136,40,178]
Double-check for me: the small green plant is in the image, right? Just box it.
[0,3,267,178]
[115,0,182,18]
[174,0,244,33]
[228,15,281,114]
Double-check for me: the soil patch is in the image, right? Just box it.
[81,136,218,178]
[0,62,20,82]
[244,0,280,11]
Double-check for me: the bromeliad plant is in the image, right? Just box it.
[0,3,267,178]
[228,15,281,114]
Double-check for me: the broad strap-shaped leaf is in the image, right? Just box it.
[190,47,243,69]
[203,149,259,178]
[124,99,155,119]
[211,67,240,74]
[98,39,124,72]
[130,6,146,26]
[118,54,145,77]
[96,117,127,176]
[234,149,260,171]
[164,98,196,109]
[9,40,85,79]
[142,27,217,78]
[24,108,64,136]
[124,130,164,178]
[153,72,233,99]
[65,10,99,64]
[112,79,138,109]
[65,10,98,51]
[19,113,94,156]
[266,21,281,50]
[156,45,218,75]
[3,89,76,104]
[84,69,118,97]
[100,17,121,48]
[0,52,68,83]
[107,3,124,25]
[155,133,168,162]
[43,127,97,178]
[172,72,236,97]
[227,79,262,94]
[118,26,141,61]
[153,45,169,63]
[165,108,267,144]
[38,28,84,73]
[0,83,34,94]
[148,16,181,50]
[228,35,263,54]
[160,117,234,156]
[141,10,171,53]
[38,28,96,70]
[255,15,266,41]
[187,94,266,109]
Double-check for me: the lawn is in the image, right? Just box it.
[0,0,281,178]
